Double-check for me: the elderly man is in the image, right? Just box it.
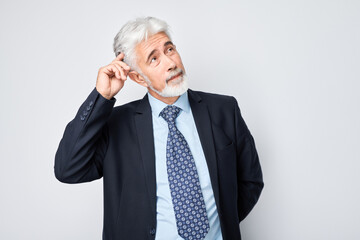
[55,17,263,240]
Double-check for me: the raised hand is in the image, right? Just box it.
[95,53,131,100]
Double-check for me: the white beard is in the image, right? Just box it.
[143,72,189,98]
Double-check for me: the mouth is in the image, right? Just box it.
[166,72,183,83]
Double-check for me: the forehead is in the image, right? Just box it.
[135,32,171,57]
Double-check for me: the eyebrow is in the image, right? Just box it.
[146,41,174,63]
[164,41,173,47]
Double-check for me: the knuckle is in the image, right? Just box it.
[98,67,105,73]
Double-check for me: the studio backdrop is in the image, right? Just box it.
[0,0,359,239]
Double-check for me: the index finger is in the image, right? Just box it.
[115,52,125,61]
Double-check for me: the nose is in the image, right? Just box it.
[164,55,176,71]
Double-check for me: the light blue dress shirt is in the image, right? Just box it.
[147,92,223,240]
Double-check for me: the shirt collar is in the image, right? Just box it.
[147,91,190,117]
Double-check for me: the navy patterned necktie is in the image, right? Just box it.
[160,105,210,240]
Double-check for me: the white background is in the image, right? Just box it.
[1,0,359,239]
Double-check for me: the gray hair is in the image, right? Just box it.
[113,17,171,71]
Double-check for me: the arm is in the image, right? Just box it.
[54,88,115,183]
[233,98,264,222]
[54,53,130,183]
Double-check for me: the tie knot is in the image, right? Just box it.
[160,105,181,124]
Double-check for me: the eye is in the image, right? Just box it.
[150,57,157,63]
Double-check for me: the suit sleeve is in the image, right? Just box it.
[54,87,116,183]
[233,98,264,222]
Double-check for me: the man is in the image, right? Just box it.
[55,17,263,240]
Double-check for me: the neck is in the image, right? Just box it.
[148,89,180,105]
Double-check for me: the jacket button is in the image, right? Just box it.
[89,101,94,106]
[150,228,156,236]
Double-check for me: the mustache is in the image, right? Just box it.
[166,68,184,82]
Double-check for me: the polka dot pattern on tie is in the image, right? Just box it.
[160,105,210,240]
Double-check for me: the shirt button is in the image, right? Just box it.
[150,228,156,236]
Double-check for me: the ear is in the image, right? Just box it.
[128,71,149,88]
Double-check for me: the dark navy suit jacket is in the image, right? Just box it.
[54,88,264,240]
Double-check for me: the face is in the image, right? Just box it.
[134,32,188,100]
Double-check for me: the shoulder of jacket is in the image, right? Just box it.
[189,89,237,105]
[111,98,143,114]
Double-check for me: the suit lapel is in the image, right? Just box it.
[134,94,157,218]
[188,89,221,210]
